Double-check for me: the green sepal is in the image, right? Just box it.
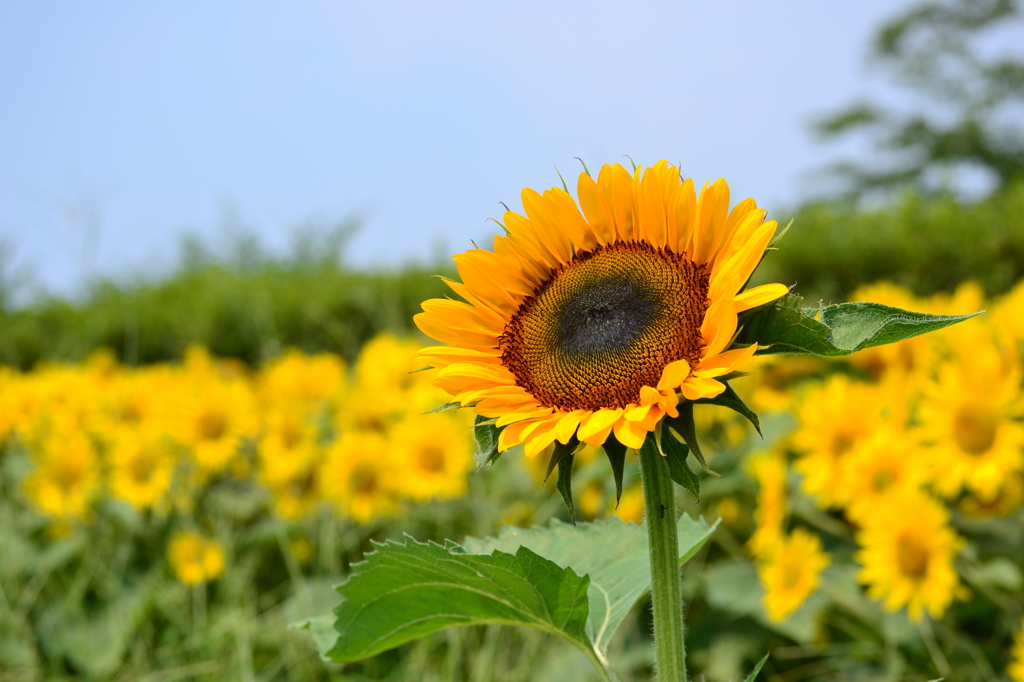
[743,653,770,682]
[555,453,576,525]
[736,293,982,356]
[664,402,722,477]
[473,414,503,467]
[661,427,700,502]
[423,401,461,414]
[544,437,579,483]
[601,437,628,507]
[694,382,762,437]
[409,365,435,374]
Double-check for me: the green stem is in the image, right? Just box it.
[639,435,687,682]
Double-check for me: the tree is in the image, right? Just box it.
[814,0,1024,197]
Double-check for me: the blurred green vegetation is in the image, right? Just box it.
[754,180,1024,304]
[0,232,456,370]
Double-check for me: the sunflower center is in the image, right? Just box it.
[781,561,803,590]
[896,532,930,580]
[953,402,998,455]
[500,241,709,411]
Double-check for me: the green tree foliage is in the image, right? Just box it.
[813,0,1024,195]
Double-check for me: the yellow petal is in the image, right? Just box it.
[577,408,623,441]
[734,283,789,312]
[680,376,727,401]
[613,418,646,450]
[657,359,691,390]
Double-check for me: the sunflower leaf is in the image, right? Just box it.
[545,438,579,483]
[301,518,718,667]
[661,428,700,502]
[462,515,718,657]
[423,401,461,414]
[744,653,771,682]
[665,403,722,477]
[312,537,593,663]
[695,383,762,437]
[602,437,628,506]
[555,454,576,525]
[736,293,981,356]
[473,414,503,467]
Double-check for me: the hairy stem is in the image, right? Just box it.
[639,434,687,682]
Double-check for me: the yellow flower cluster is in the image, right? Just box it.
[0,334,474,546]
[168,530,225,586]
[746,280,1024,623]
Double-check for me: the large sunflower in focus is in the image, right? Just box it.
[415,160,788,457]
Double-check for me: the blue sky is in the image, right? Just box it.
[0,1,939,298]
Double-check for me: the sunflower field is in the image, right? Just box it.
[1,157,1024,682]
[0,242,1023,680]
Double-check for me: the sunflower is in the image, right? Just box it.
[415,161,787,457]
[746,448,788,560]
[791,374,906,509]
[917,339,1024,500]
[757,527,830,623]
[855,489,965,622]
[167,530,226,586]
[1009,617,1024,682]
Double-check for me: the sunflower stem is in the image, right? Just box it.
[639,434,687,682]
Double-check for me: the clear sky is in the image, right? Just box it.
[0,1,930,298]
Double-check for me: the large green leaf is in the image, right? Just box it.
[463,515,717,656]
[304,516,717,669]
[736,293,980,356]
[320,537,593,664]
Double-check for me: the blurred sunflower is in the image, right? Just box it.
[792,374,906,509]
[1009,617,1024,682]
[746,449,788,560]
[856,489,965,622]
[391,414,473,502]
[107,427,177,511]
[836,426,929,523]
[918,340,1024,500]
[22,429,100,524]
[167,530,225,586]
[320,431,400,523]
[757,527,830,622]
[415,160,787,456]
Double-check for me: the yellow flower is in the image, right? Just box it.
[1009,617,1024,682]
[856,490,965,622]
[168,531,225,586]
[320,431,400,523]
[258,349,346,411]
[257,407,323,520]
[958,473,1024,518]
[414,161,788,457]
[107,427,177,511]
[21,429,100,523]
[746,449,788,560]
[757,528,830,622]
[836,426,929,523]
[174,374,258,477]
[792,374,905,509]
[917,342,1024,500]
[391,413,473,502]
